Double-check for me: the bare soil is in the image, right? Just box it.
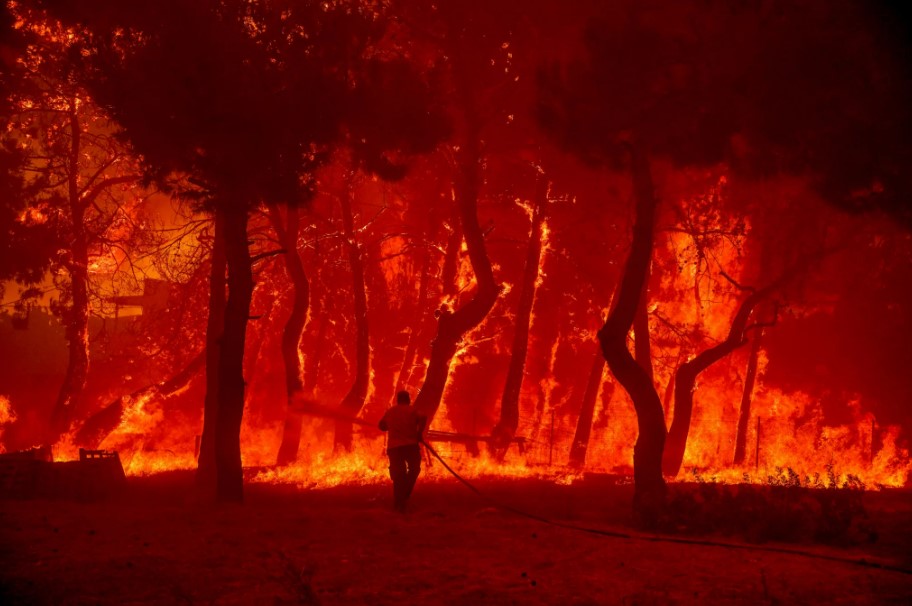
[1,472,910,605]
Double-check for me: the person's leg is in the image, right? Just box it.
[404,444,422,498]
[388,447,407,511]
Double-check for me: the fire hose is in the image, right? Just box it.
[418,438,912,576]
[301,402,912,576]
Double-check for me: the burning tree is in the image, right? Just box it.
[39,0,446,500]
[3,0,906,508]
[538,0,912,517]
[2,8,153,447]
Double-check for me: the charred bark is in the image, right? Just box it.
[269,205,311,466]
[214,204,254,503]
[334,180,370,451]
[196,208,227,495]
[596,147,666,519]
[568,349,607,468]
[492,177,547,454]
[733,327,763,465]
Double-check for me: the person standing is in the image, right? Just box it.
[379,390,426,512]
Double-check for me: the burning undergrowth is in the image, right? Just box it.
[47,379,911,493]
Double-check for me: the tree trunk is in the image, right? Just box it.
[596,146,666,520]
[48,102,89,447]
[492,176,547,454]
[75,350,205,448]
[197,209,227,495]
[269,205,311,466]
[661,363,677,424]
[734,327,763,465]
[49,240,89,445]
[334,178,370,451]
[568,349,607,467]
[663,287,776,478]
[633,267,654,382]
[303,227,324,394]
[213,204,253,503]
[413,124,499,425]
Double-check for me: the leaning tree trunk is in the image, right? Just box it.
[568,349,607,467]
[492,176,548,454]
[75,350,205,448]
[196,209,227,495]
[213,203,254,503]
[663,285,777,478]
[596,146,666,520]
[734,327,763,465]
[334,178,370,451]
[661,352,681,424]
[413,123,499,425]
[269,205,311,466]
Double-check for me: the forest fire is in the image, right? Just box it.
[3,0,912,603]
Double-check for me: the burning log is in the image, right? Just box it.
[428,430,526,454]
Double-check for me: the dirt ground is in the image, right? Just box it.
[1,472,910,605]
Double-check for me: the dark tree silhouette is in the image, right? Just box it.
[2,8,148,446]
[568,349,607,468]
[491,173,548,454]
[733,327,763,466]
[333,173,370,452]
[43,0,445,501]
[269,204,310,467]
[539,0,912,517]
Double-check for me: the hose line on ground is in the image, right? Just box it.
[419,439,912,577]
